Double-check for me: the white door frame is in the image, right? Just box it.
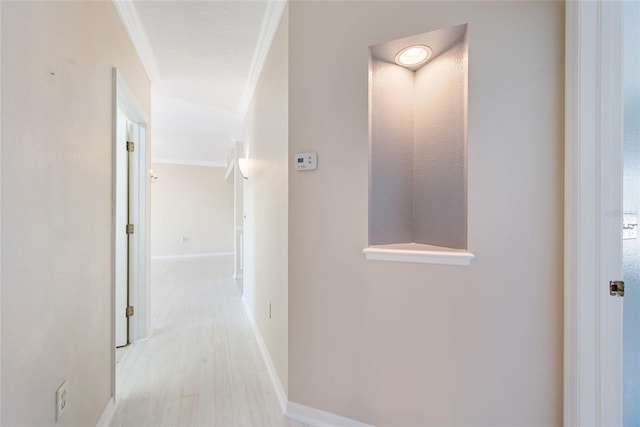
[115,110,128,347]
[111,68,151,397]
[565,1,624,425]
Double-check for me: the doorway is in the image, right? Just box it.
[115,111,144,347]
[564,2,623,425]
[112,68,150,401]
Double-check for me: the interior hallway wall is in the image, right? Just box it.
[1,2,151,425]
[150,163,233,257]
[243,5,289,396]
[288,1,564,425]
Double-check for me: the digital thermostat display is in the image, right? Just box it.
[295,152,318,171]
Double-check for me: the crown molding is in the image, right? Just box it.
[112,0,161,83]
[238,0,287,117]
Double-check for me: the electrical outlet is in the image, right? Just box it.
[268,302,272,319]
[56,380,68,422]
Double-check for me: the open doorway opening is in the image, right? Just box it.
[112,68,150,400]
[115,111,146,346]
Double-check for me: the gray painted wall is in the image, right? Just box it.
[414,38,467,249]
[369,36,467,249]
[369,58,415,245]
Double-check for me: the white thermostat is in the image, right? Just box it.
[295,152,317,171]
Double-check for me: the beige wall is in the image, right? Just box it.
[243,6,289,394]
[288,1,564,425]
[1,2,150,425]
[150,163,233,257]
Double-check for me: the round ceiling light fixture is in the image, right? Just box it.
[395,45,432,67]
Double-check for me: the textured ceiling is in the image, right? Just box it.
[115,0,281,164]
[135,1,267,112]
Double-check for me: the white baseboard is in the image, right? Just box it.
[95,397,115,427]
[151,158,227,168]
[151,252,233,261]
[241,297,288,413]
[286,401,373,427]
[132,336,150,344]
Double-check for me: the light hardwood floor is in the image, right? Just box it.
[111,256,301,427]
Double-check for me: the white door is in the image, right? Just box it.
[115,110,128,347]
[115,112,139,347]
[623,4,640,424]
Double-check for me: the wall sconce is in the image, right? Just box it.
[150,169,158,183]
[238,157,248,179]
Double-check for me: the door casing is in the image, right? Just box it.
[111,68,150,399]
[564,1,624,425]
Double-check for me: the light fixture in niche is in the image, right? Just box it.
[367,23,471,265]
[395,45,432,67]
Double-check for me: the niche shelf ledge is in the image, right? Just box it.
[363,243,475,266]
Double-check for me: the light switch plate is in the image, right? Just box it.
[295,152,317,171]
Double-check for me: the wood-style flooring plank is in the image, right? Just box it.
[110,257,305,427]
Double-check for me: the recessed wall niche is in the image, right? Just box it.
[365,24,474,265]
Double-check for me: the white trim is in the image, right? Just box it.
[564,1,624,425]
[563,4,579,423]
[285,401,373,427]
[151,252,234,261]
[95,397,115,427]
[241,297,287,413]
[131,336,150,345]
[224,161,235,181]
[0,2,3,421]
[112,0,160,82]
[151,158,227,168]
[597,2,623,425]
[233,273,244,279]
[115,69,149,126]
[238,0,286,117]
[363,247,475,266]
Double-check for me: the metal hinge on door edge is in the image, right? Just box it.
[610,280,625,297]
[126,141,135,152]
[126,224,134,235]
[126,306,134,317]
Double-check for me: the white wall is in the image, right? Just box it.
[1,2,150,425]
[288,1,564,425]
[150,163,233,257]
[243,6,289,395]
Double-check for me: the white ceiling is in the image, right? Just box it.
[113,0,284,165]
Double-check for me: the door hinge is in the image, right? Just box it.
[126,141,135,152]
[610,280,625,297]
[126,306,134,317]
[126,224,134,234]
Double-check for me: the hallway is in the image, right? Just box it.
[111,257,298,426]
